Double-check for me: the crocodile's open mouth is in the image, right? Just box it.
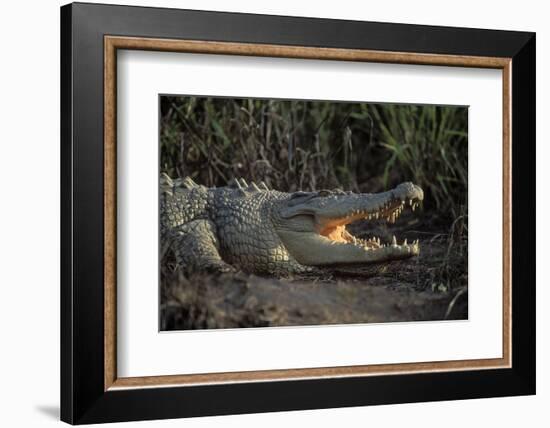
[318,197,421,254]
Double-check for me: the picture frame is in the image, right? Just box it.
[60,2,535,424]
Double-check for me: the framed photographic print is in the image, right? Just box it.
[60,2,535,424]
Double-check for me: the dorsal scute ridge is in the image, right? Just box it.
[228,177,271,194]
[161,174,208,193]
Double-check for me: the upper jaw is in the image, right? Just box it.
[316,182,424,230]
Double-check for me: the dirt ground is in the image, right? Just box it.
[160,211,468,330]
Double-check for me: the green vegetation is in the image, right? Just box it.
[160,96,468,222]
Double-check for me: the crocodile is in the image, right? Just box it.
[161,174,424,276]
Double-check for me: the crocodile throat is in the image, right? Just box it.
[319,197,421,254]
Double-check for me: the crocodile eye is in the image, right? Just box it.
[317,190,332,197]
[289,191,312,200]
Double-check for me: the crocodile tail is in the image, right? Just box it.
[161,174,209,234]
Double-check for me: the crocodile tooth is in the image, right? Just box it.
[392,235,397,246]
[403,239,407,246]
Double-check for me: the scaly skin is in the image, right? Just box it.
[161,174,424,276]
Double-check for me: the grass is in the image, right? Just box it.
[160,96,468,222]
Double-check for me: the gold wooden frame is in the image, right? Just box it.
[104,36,512,391]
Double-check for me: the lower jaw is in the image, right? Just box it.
[323,236,420,261]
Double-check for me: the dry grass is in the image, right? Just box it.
[160,97,467,222]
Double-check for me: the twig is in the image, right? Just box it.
[444,287,467,319]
